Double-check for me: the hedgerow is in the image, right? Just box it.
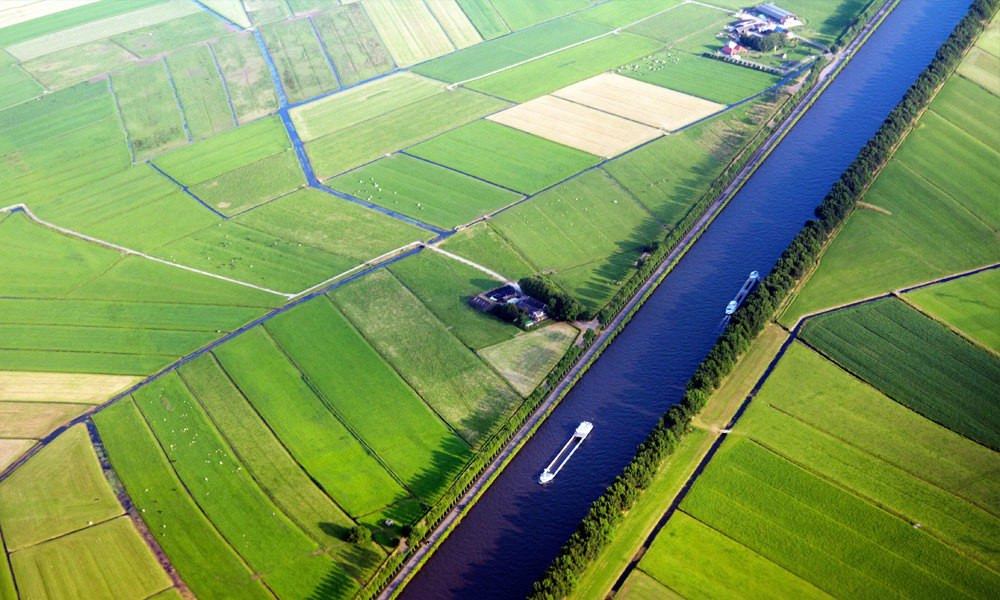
[528,1,998,597]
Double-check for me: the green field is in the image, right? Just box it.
[307,88,507,179]
[0,55,43,109]
[683,438,998,599]
[165,44,235,140]
[408,120,601,195]
[0,80,115,154]
[328,154,520,228]
[232,187,429,267]
[95,399,273,599]
[576,0,684,28]
[0,425,121,550]
[478,323,578,394]
[153,115,290,185]
[426,0,483,49]
[331,269,521,444]
[0,0,166,48]
[621,50,783,104]
[456,0,510,39]
[265,298,472,502]
[210,32,279,124]
[190,149,304,215]
[113,59,188,160]
[388,250,520,349]
[10,517,172,600]
[489,0,598,30]
[132,372,356,599]
[929,73,1000,149]
[176,354,381,577]
[213,327,408,516]
[412,17,609,82]
[466,31,662,102]
[958,46,999,94]
[638,511,827,600]
[363,0,455,67]
[625,2,726,43]
[801,297,1000,449]
[260,18,340,104]
[905,269,1000,352]
[438,222,537,281]
[201,0,251,27]
[491,169,660,274]
[111,12,230,59]
[313,3,395,86]
[244,0,291,24]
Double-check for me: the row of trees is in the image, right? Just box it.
[527,1,997,597]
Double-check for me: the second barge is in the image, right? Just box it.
[539,422,593,484]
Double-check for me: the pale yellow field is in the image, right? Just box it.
[488,95,662,158]
[364,0,455,67]
[0,371,138,404]
[0,402,92,439]
[6,0,200,61]
[0,0,99,30]
[552,73,725,132]
[425,0,482,49]
[0,439,34,471]
[479,323,578,395]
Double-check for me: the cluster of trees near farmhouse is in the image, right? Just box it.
[528,1,997,597]
[739,31,792,52]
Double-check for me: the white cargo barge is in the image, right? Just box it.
[539,422,593,484]
[726,270,760,315]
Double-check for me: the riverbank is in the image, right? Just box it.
[380,2,901,596]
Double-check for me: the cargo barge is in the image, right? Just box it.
[726,270,760,315]
[539,422,593,484]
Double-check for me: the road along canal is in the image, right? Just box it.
[400,0,971,597]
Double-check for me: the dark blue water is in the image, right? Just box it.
[402,1,969,598]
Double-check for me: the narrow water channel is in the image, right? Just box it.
[402,1,969,597]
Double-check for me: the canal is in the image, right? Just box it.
[402,1,970,597]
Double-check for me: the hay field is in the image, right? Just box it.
[553,73,723,131]
[0,402,92,439]
[0,371,137,403]
[0,0,99,30]
[905,268,1000,352]
[478,323,578,394]
[409,119,601,194]
[363,0,455,67]
[426,0,483,49]
[5,1,199,61]
[328,153,520,229]
[488,95,661,158]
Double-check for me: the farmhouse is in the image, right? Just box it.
[754,3,802,27]
[470,285,550,325]
[722,40,749,56]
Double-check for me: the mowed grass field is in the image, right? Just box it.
[801,297,1000,450]
[905,268,1000,352]
[331,269,521,444]
[362,0,456,67]
[408,120,601,195]
[328,153,520,229]
[782,43,1000,324]
[478,323,578,395]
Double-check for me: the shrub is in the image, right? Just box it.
[346,525,371,544]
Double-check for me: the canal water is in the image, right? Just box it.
[401,1,970,597]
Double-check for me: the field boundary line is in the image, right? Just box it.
[0,203,294,298]
[188,0,246,30]
[124,393,282,597]
[290,241,425,298]
[892,159,997,233]
[106,77,135,162]
[895,290,999,357]
[419,0,460,52]
[447,0,700,89]
[206,42,239,127]
[308,15,342,87]
[179,354,371,547]
[398,151,525,196]
[421,243,513,284]
[147,162,229,218]
[162,57,192,142]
